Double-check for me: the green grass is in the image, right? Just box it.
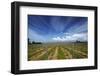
[39,53,48,60]
[57,48,66,59]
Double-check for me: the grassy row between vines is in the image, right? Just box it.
[28,43,88,61]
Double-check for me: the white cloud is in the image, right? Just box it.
[52,33,87,42]
[73,33,87,38]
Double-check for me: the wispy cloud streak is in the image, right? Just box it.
[28,15,88,42]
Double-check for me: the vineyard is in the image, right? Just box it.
[28,43,88,61]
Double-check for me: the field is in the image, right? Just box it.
[28,42,88,61]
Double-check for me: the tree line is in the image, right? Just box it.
[28,38,42,44]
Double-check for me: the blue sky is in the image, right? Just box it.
[28,15,88,43]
